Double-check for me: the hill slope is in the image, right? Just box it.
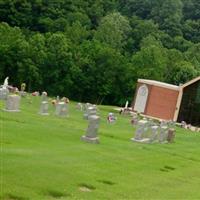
[1,96,200,200]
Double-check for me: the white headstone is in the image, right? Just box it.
[134,84,149,113]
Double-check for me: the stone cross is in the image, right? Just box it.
[81,115,100,144]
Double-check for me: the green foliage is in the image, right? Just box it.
[0,0,200,105]
[94,12,131,50]
[132,41,167,81]
[167,61,198,85]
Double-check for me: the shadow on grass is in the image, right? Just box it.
[160,165,176,172]
[45,189,71,199]
[98,180,115,185]
[3,194,29,200]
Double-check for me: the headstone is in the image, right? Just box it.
[56,96,60,102]
[83,105,97,120]
[0,87,9,100]
[39,101,49,115]
[4,94,21,112]
[181,121,187,128]
[39,91,49,115]
[77,103,83,111]
[41,91,48,101]
[167,128,175,143]
[131,119,150,143]
[134,84,149,113]
[159,126,168,143]
[55,102,68,117]
[149,125,159,143]
[81,115,100,144]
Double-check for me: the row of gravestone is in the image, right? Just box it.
[131,118,176,144]
[39,92,69,117]
[0,77,175,144]
[1,92,175,144]
[0,90,69,117]
[76,102,176,144]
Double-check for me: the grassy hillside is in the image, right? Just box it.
[1,95,200,200]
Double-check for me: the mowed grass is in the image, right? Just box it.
[1,95,200,200]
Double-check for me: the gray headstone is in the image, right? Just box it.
[41,92,48,102]
[4,95,21,112]
[159,126,168,143]
[131,119,150,143]
[83,106,97,120]
[39,101,49,115]
[55,102,68,117]
[81,115,100,144]
[131,114,139,126]
[149,125,159,143]
[0,87,9,100]
[167,128,176,143]
[77,103,83,111]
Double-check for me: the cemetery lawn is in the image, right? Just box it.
[1,96,200,200]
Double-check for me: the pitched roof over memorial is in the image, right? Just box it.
[138,79,180,91]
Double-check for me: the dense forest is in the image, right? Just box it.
[0,0,200,105]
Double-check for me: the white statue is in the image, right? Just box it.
[3,77,9,89]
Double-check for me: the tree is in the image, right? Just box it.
[127,17,160,52]
[94,12,131,50]
[151,0,183,36]
[182,20,200,43]
[167,61,198,85]
[43,33,73,95]
[132,41,167,81]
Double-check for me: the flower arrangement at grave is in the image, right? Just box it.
[61,97,70,103]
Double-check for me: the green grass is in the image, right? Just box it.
[1,95,200,200]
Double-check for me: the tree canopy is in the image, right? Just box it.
[0,0,199,105]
